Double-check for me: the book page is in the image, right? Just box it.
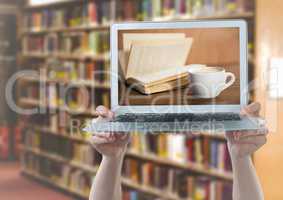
[118,50,129,78]
[128,66,189,85]
[126,38,193,80]
[123,33,186,51]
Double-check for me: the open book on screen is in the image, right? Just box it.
[119,33,193,94]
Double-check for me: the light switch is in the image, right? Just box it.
[268,58,283,98]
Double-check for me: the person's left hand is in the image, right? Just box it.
[89,106,130,158]
[225,102,268,158]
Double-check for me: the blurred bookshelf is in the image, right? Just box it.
[18,0,255,199]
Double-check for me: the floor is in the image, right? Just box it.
[0,162,74,200]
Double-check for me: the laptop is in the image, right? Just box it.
[84,20,264,133]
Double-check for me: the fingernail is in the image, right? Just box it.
[96,106,106,113]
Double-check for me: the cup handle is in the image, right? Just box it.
[222,72,236,90]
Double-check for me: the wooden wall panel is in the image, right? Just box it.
[254,1,283,200]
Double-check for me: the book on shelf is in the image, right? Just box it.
[129,133,232,173]
[44,59,110,82]
[23,84,40,100]
[22,31,109,56]
[123,189,154,200]
[119,33,193,94]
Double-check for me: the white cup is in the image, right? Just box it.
[188,66,236,98]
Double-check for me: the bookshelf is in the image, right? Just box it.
[24,124,230,180]
[18,0,256,200]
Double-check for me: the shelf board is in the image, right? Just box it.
[22,169,89,199]
[18,97,98,117]
[20,76,110,89]
[121,178,181,200]
[153,11,254,21]
[126,150,233,181]
[21,52,110,61]
[22,24,110,35]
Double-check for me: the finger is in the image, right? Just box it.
[92,132,111,138]
[232,134,267,145]
[113,132,128,139]
[90,135,110,144]
[96,106,114,119]
[115,134,130,145]
[241,102,261,117]
[115,133,130,142]
[232,128,268,139]
[91,132,117,142]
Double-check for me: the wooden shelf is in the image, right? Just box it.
[25,124,231,181]
[121,178,181,200]
[18,97,98,117]
[22,24,110,35]
[21,52,110,61]
[22,169,89,199]
[153,11,254,21]
[21,145,182,200]
[20,145,98,173]
[126,150,233,181]
[20,76,110,89]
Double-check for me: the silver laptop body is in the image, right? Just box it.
[84,20,264,133]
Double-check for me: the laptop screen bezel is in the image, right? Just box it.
[110,20,248,114]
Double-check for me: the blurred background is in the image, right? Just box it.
[0,0,283,200]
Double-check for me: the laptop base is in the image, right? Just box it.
[83,117,264,133]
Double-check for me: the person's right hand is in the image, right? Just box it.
[89,106,130,158]
[226,102,268,159]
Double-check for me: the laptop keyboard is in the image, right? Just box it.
[113,113,241,122]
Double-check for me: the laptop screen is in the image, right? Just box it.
[117,27,240,106]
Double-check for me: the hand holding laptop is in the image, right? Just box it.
[89,103,268,159]
[226,102,268,158]
[89,106,130,158]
